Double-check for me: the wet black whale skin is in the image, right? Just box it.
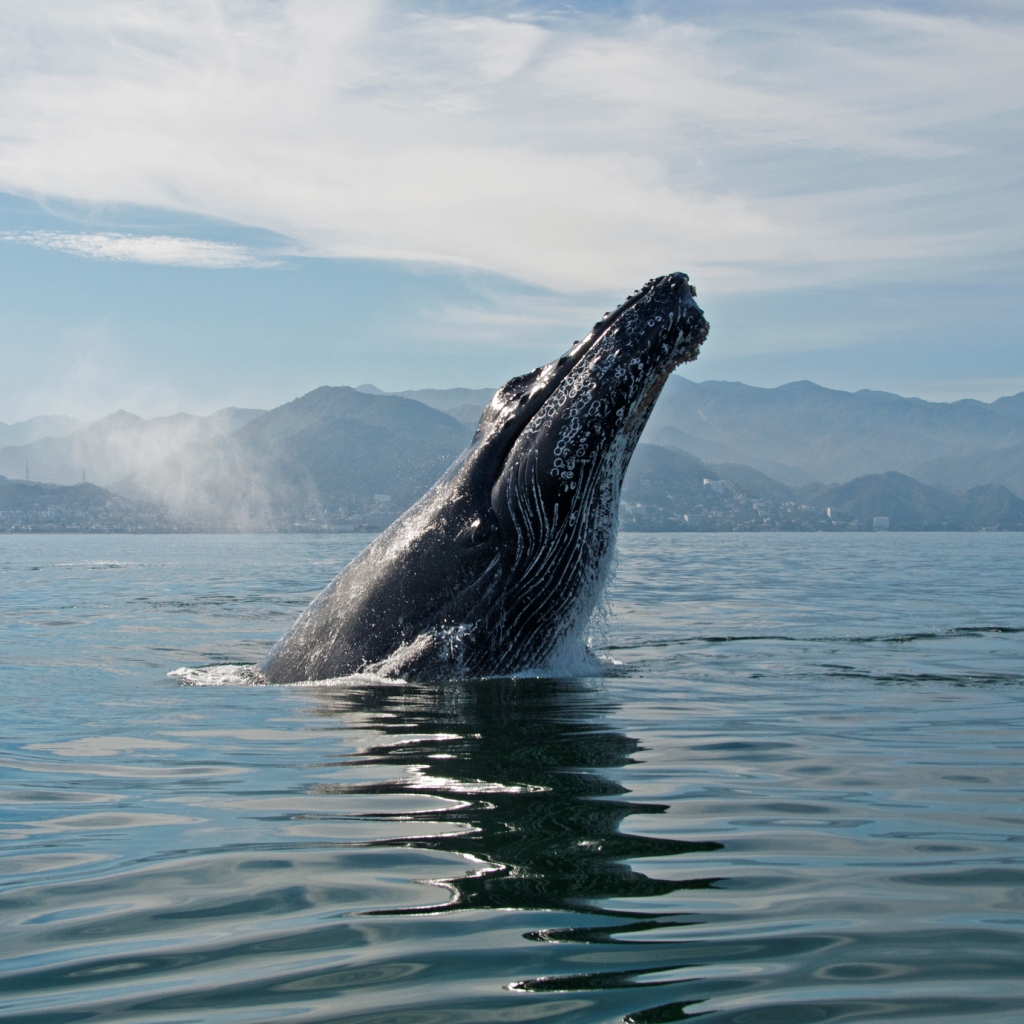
[259,272,708,682]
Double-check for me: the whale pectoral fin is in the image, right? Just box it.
[369,624,476,681]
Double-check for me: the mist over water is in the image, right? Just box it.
[0,408,262,488]
[2,533,1024,1023]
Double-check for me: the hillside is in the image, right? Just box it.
[803,472,1024,531]
[356,384,496,426]
[990,393,1024,422]
[620,445,827,531]
[0,476,172,532]
[916,441,1024,499]
[619,450,1024,532]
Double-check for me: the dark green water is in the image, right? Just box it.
[2,533,1023,1023]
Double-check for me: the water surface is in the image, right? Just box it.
[2,533,1023,1022]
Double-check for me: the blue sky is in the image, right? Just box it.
[1,0,1022,421]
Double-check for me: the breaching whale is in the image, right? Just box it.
[259,272,708,682]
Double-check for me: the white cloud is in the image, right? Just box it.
[1,230,279,267]
[0,1,1020,293]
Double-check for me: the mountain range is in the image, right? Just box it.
[642,377,1024,492]
[2,376,1023,532]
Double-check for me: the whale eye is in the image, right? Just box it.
[456,515,497,547]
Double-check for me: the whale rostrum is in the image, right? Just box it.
[259,272,708,682]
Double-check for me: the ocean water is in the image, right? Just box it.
[2,532,1023,1024]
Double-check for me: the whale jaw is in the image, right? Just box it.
[259,273,708,683]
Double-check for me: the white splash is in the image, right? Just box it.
[169,664,406,687]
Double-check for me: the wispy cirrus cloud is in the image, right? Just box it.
[1,230,279,268]
[0,2,1021,293]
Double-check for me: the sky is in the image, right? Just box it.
[1,0,1022,423]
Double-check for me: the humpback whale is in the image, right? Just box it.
[260,272,708,682]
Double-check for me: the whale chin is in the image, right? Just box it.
[259,272,708,683]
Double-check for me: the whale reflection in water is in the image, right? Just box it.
[312,676,722,915]
[312,677,725,1020]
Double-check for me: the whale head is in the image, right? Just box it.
[259,272,707,682]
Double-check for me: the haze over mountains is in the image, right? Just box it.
[2,376,1023,532]
[0,408,263,487]
[115,388,469,531]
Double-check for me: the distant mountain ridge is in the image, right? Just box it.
[0,415,83,447]
[989,392,1024,422]
[917,441,1024,499]
[643,377,1024,494]
[4,375,1024,532]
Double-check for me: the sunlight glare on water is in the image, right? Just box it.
[2,532,1023,1023]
